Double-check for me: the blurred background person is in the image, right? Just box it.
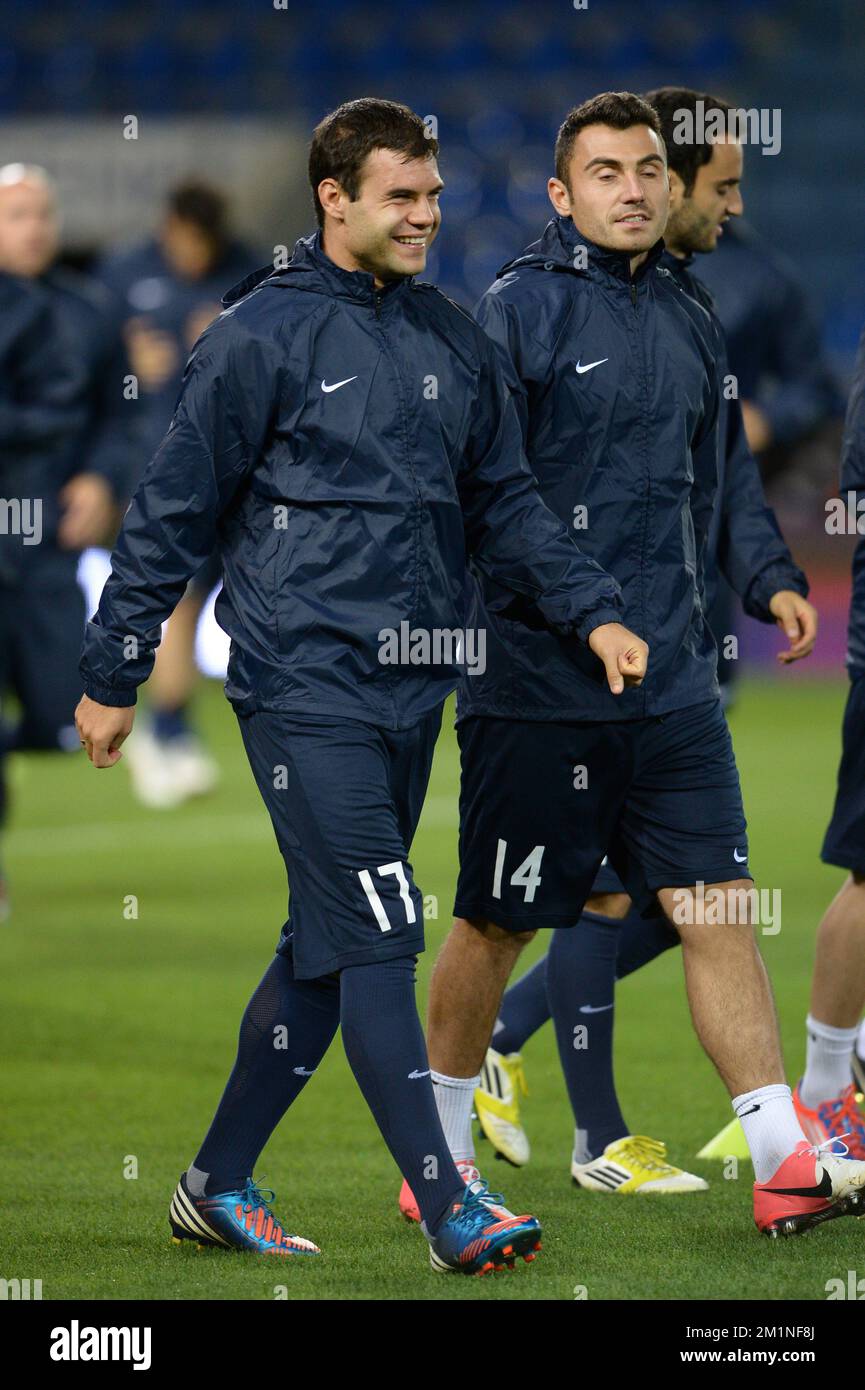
[697,218,843,704]
[0,163,132,911]
[698,218,842,478]
[97,181,257,808]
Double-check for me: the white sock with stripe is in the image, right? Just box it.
[431,1070,479,1164]
[733,1083,806,1183]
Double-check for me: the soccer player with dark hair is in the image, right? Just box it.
[76,97,646,1273]
[405,91,864,1238]
[471,86,833,1190]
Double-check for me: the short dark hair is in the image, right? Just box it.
[308,97,439,229]
[644,87,732,195]
[554,91,663,187]
[166,181,229,245]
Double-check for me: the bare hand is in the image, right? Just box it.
[75,694,135,768]
[58,473,117,550]
[769,590,818,663]
[588,622,649,695]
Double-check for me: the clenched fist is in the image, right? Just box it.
[588,622,649,695]
[75,694,135,768]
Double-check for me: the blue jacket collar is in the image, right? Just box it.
[223,230,413,308]
[500,215,665,287]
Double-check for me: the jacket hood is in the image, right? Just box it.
[222,231,411,309]
[497,215,665,287]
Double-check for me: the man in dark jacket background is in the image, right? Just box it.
[0,163,135,912]
[75,98,646,1273]
[418,93,864,1240]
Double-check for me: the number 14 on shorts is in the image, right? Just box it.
[493,839,546,903]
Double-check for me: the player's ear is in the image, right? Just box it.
[666,168,685,212]
[547,176,571,217]
[318,178,347,225]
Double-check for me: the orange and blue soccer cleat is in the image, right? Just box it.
[792,1081,865,1160]
[753,1137,865,1237]
[423,1179,542,1275]
[399,1159,488,1223]
[169,1173,320,1256]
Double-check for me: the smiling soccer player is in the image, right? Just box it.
[412,92,863,1240]
[75,97,644,1275]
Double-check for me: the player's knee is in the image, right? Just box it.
[661,878,758,933]
[585,891,632,920]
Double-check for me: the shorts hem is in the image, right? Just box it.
[455,866,753,931]
[277,935,426,980]
[646,867,754,890]
[821,848,865,877]
[453,899,582,931]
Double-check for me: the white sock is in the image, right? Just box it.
[800,1014,858,1109]
[431,1069,479,1163]
[858,1018,865,1058]
[733,1084,806,1184]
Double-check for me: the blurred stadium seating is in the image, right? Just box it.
[0,0,861,365]
[3,0,862,670]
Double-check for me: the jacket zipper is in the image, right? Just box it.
[630,276,649,713]
[372,291,424,724]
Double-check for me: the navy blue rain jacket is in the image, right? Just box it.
[0,272,91,587]
[461,216,724,723]
[80,232,624,726]
[661,250,808,617]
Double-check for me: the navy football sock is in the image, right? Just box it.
[340,957,464,1235]
[191,952,340,1195]
[495,908,680,1056]
[492,956,550,1054]
[614,910,680,979]
[546,913,628,1162]
[152,704,192,742]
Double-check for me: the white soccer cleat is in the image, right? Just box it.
[475,1048,530,1167]
[571,1134,709,1193]
[125,727,219,809]
[166,736,220,800]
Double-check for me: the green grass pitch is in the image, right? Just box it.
[1,672,861,1300]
